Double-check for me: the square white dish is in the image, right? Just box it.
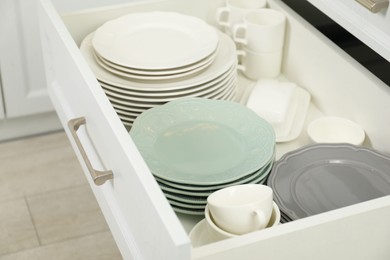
[246,79,310,142]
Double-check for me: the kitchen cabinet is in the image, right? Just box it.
[0,0,143,141]
[0,0,63,141]
[37,0,390,259]
[304,0,390,62]
[0,0,54,118]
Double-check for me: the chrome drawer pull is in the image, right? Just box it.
[68,117,113,185]
[355,0,389,13]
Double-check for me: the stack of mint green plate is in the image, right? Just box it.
[130,97,275,215]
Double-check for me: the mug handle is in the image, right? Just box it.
[253,209,268,228]
[236,50,246,72]
[216,7,230,27]
[232,23,248,45]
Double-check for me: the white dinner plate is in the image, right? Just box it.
[102,76,237,105]
[94,51,215,81]
[80,31,237,91]
[92,11,219,70]
[99,68,236,102]
[94,47,218,76]
[112,107,140,117]
[108,84,237,119]
[98,64,236,97]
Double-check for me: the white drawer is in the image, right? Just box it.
[37,0,390,259]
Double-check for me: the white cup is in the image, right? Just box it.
[216,0,267,34]
[205,201,281,242]
[207,184,273,235]
[233,9,286,52]
[237,48,283,80]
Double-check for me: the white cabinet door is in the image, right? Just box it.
[37,0,190,259]
[305,0,390,62]
[0,0,53,118]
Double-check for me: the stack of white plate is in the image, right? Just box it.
[80,12,238,128]
[130,98,276,215]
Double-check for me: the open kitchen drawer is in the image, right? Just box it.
[37,0,390,259]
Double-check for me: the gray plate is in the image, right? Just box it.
[268,143,390,220]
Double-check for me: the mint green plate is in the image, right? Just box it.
[169,177,268,215]
[157,159,273,196]
[155,148,275,191]
[130,97,275,185]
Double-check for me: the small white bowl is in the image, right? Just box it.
[307,117,365,145]
[204,202,281,241]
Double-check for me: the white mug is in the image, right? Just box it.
[216,0,267,34]
[207,184,274,235]
[237,48,283,80]
[233,8,286,52]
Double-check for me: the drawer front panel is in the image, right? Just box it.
[37,0,190,259]
[193,195,390,260]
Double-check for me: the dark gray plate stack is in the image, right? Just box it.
[267,143,390,223]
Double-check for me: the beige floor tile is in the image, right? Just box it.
[27,185,109,245]
[0,131,69,159]
[0,231,122,260]
[0,131,87,203]
[0,198,39,256]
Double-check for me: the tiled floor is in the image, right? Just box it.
[0,131,122,259]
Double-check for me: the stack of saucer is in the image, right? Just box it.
[80,12,238,128]
[189,184,281,247]
[130,98,275,215]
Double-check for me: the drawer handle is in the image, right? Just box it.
[68,117,113,185]
[355,0,389,13]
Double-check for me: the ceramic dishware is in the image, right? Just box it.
[237,48,283,79]
[92,11,219,70]
[130,98,275,186]
[207,184,273,235]
[216,0,267,34]
[232,8,286,52]
[307,116,365,145]
[201,201,280,243]
[129,97,276,215]
[267,143,390,220]
[80,30,238,126]
[245,79,311,142]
